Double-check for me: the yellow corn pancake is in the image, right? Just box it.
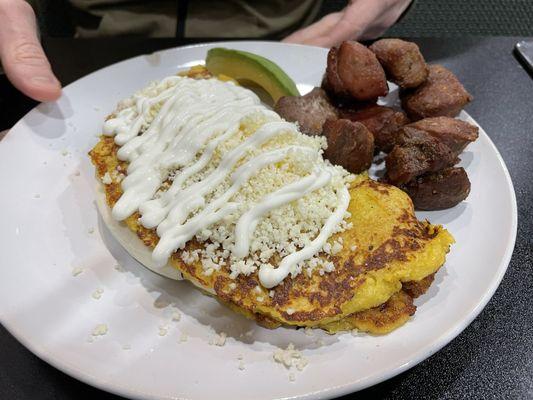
[323,273,435,334]
[223,275,435,334]
[90,66,454,333]
[90,136,453,331]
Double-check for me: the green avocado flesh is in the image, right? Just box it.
[205,47,300,104]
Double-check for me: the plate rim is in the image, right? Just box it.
[0,41,518,400]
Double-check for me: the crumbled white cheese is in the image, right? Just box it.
[209,332,227,346]
[104,78,356,285]
[102,172,112,184]
[92,324,108,336]
[254,285,262,294]
[256,296,264,302]
[158,325,169,336]
[181,249,200,265]
[229,282,237,290]
[350,244,357,252]
[318,261,335,276]
[71,267,84,277]
[304,327,314,337]
[273,343,308,372]
[286,308,295,315]
[109,170,125,183]
[331,241,343,255]
[171,311,181,322]
[91,288,104,300]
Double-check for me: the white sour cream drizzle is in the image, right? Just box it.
[258,185,350,288]
[103,76,351,288]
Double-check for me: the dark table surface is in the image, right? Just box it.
[1,37,532,400]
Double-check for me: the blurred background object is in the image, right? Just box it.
[385,0,533,37]
[32,0,533,37]
[33,0,533,38]
[516,40,533,73]
[328,0,533,37]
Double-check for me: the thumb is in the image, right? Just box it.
[0,1,61,102]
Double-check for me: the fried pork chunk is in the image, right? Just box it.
[324,41,388,102]
[274,87,338,135]
[370,39,429,89]
[323,119,374,174]
[400,167,471,210]
[322,46,349,100]
[339,104,410,152]
[385,127,456,185]
[401,65,473,120]
[406,117,479,156]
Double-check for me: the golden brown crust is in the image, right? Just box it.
[321,289,414,334]
[322,274,437,334]
[402,273,435,298]
[348,290,417,334]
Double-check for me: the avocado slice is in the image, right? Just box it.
[205,47,300,104]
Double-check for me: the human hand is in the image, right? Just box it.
[283,0,412,48]
[0,0,61,101]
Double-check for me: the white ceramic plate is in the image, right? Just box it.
[0,42,517,400]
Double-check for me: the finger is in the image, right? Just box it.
[334,0,413,42]
[320,0,386,46]
[0,1,61,102]
[283,12,342,46]
[283,13,341,45]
